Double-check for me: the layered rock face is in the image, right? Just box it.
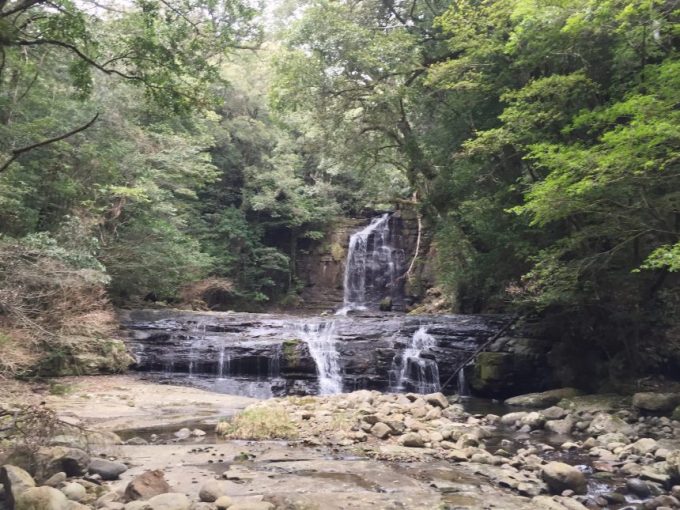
[120,309,509,397]
[296,211,420,313]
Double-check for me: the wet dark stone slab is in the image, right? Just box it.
[120,309,511,397]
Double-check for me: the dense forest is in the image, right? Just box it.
[0,0,678,384]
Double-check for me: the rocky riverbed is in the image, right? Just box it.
[3,376,680,510]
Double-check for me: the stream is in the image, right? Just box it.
[114,214,667,509]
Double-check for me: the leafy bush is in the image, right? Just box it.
[216,405,298,440]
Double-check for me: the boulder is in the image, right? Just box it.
[541,461,587,495]
[542,406,567,420]
[643,495,680,509]
[214,496,233,510]
[198,480,230,503]
[399,432,425,448]
[633,392,680,413]
[500,412,528,427]
[44,473,67,488]
[60,483,87,502]
[531,496,589,510]
[587,412,633,437]
[626,478,652,498]
[520,412,546,430]
[666,450,680,482]
[88,459,128,481]
[1,465,36,509]
[505,388,581,408]
[124,470,170,501]
[96,492,122,509]
[15,486,69,510]
[598,432,630,445]
[29,447,91,480]
[124,502,147,510]
[173,429,191,440]
[370,422,391,439]
[145,493,191,510]
[672,405,680,421]
[544,417,575,435]
[630,438,659,456]
[227,503,273,510]
[424,393,449,409]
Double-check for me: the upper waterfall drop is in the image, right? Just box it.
[337,213,405,315]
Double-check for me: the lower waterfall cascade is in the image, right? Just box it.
[297,321,343,395]
[123,309,510,397]
[390,326,441,394]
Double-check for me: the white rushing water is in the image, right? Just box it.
[392,326,441,393]
[297,321,343,394]
[457,368,470,397]
[337,213,400,315]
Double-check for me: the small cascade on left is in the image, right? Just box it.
[390,326,441,394]
[297,321,343,394]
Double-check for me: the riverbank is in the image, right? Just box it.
[4,376,680,509]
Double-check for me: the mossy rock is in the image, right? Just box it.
[471,352,512,393]
[671,405,680,421]
[330,243,345,262]
[38,338,133,377]
[282,339,302,366]
[379,297,392,311]
[557,394,631,414]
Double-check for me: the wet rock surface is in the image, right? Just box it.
[121,309,511,396]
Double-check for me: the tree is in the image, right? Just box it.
[0,0,260,171]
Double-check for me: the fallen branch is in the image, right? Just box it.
[396,192,421,283]
[440,314,521,391]
[0,112,99,173]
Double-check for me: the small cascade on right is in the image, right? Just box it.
[297,321,343,395]
[337,213,404,315]
[391,326,441,393]
[457,368,471,398]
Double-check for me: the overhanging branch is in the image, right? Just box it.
[0,112,99,173]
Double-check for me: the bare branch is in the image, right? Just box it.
[0,113,99,173]
[13,39,143,80]
[0,0,45,18]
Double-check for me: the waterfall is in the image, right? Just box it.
[391,326,441,394]
[457,368,470,397]
[217,340,230,379]
[297,321,343,394]
[337,213,403,315]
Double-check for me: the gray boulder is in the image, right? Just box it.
[505,388,581,408]
[541,461,587,495]
[198,480,230,503]
[587,412,633,437]
[544,417,575,435]
[89,459,128,481]
[0,465,36,509]
[145,493,191,510]
[424,392,449,409]
[633,392,680,413]
[60,483,87,502]
[370,422,391,439]
[400,432,425,448]
[542,406,567,420]
[15,486,69,510]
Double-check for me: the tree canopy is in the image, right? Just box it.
[0,0,678,379]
